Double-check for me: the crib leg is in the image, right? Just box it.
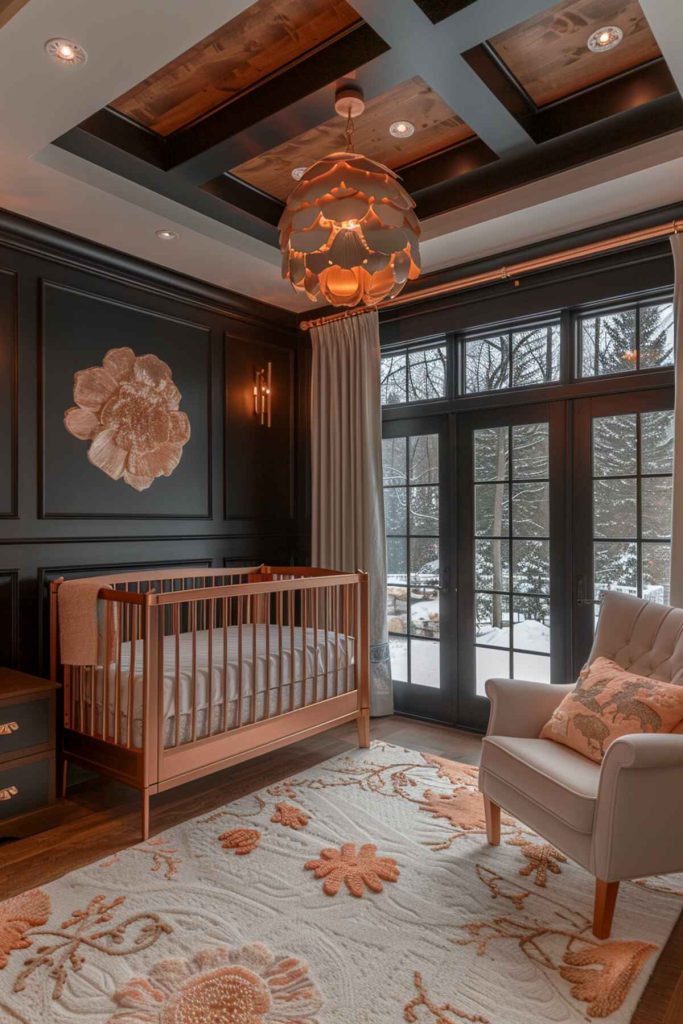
[141,789,151,841]
[357,708,370,748]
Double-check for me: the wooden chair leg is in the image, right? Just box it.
[59,757,69,798]
[141,789,151,841]
[357,709,370,749]
[593,879,619,939]
[484,797,501,846]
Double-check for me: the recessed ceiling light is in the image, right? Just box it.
[291,166,307,181]
[155,229,178,241]
[587,25,623,52]
[44,38,87,65]
[389,120,415,139]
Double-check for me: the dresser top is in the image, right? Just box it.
[0,669,59,700]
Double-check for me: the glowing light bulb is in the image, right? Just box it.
[44,38,87,65]
[587,26,623,52]
[389,120,415,139]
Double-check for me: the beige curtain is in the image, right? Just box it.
[670,234,683,608]
[311,309,393,716]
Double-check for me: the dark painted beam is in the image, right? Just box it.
[464,45,678,143]
[414,93,683,220]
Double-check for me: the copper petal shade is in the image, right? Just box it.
[279,151,421,308]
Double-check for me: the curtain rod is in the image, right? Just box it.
[299,217,683,332]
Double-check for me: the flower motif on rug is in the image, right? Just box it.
[271,803,310,830]
[506,837,567,887]
[305,842,399,897]
[12,894,170,1000]
[559,941,657,1018]
[419,789,488,832]
[404,971,490,1023]
[107,942,323,1023]
[0,889,50,969]
[218,828,261,855]
[456,911,657,1019]
[64,347,190,491]
[421,754,480,789]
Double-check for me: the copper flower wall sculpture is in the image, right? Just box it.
[64,347,190,492]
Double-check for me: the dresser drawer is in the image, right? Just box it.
[0,697,51,761]
[0,755,53,822]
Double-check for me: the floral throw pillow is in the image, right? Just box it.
[540,656,683,763]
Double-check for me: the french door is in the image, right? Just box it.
[383,388,674,730]
[572,388,675,672]
[382,415,454,721]
[456,402,568,730]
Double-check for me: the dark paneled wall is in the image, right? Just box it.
[0,211,304,676]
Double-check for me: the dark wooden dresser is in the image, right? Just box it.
[0,669,59,839]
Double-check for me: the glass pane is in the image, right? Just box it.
[594,541,637,598]
[474,427,508,482]
[384,487,406,535]
[593,478,637,539]
[641,476,672,540]
[512,539,550,594]
[512,480,549,537]
[386,586,408,634]
[380,354,407,405]
[641,411,674,473]
[511,324,561,386]
[476,646,509,696]
[410,538,439,583]
[580,309,637,377]
[408,345,447,401]
[409,435,439,484]
[475,539,510,592]
[410,486,439,535]
[410,638,440,688]
[593,415,637,476]
[389,636,407,682]
[475,483,509,536]
[411,589,439,639]
[513,652,551,683]
[386,537,407,581]
[465,334,510,393]
[382,437,406,485]
[475,593,510,647]
[639,303,674,369]
[512,422,549,479]
[642,542,671,604]
[512,596,550,653]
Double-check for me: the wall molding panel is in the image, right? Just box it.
[0,209,303,676]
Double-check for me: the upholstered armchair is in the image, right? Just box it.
[479,591,683,939]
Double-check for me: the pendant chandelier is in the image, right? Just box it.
[279,83,421,308]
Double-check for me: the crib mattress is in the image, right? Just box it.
[88,624,355,748]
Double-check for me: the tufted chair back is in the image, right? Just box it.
[587,591,683,684]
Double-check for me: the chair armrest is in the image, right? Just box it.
[592,734,683,881]
[484,678,574,738]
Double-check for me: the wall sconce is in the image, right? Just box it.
[253,362,272,427]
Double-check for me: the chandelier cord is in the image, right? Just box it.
[344,106,355,152]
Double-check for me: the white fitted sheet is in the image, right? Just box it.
[86,624,355,748]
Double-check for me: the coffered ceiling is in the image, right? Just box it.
[0,0,682,311]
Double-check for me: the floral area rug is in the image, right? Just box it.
[0,741,681,1023]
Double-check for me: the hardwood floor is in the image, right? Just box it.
[0,716,680,1023]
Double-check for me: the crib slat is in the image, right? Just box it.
[324,586,330,700]
[191,601,197,743]
[113,602,121,745]
[265,601,270,721]
[237,596,243,729]
[313,587,319,704]
[222,596,228,734]
[334,586,339,696]
[208,597,214,738]
[127,605,136,749]
[251,609,257,725]
[343,584,350,693]
[301,585,308,707]
[276,590,283,716]
[289,589,295,713]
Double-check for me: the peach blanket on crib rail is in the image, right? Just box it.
[58,578,111,666]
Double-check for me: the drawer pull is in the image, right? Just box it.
[0,721,19,736]
[0,785,18,801]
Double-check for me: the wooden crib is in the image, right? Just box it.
[50,566,369,837]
